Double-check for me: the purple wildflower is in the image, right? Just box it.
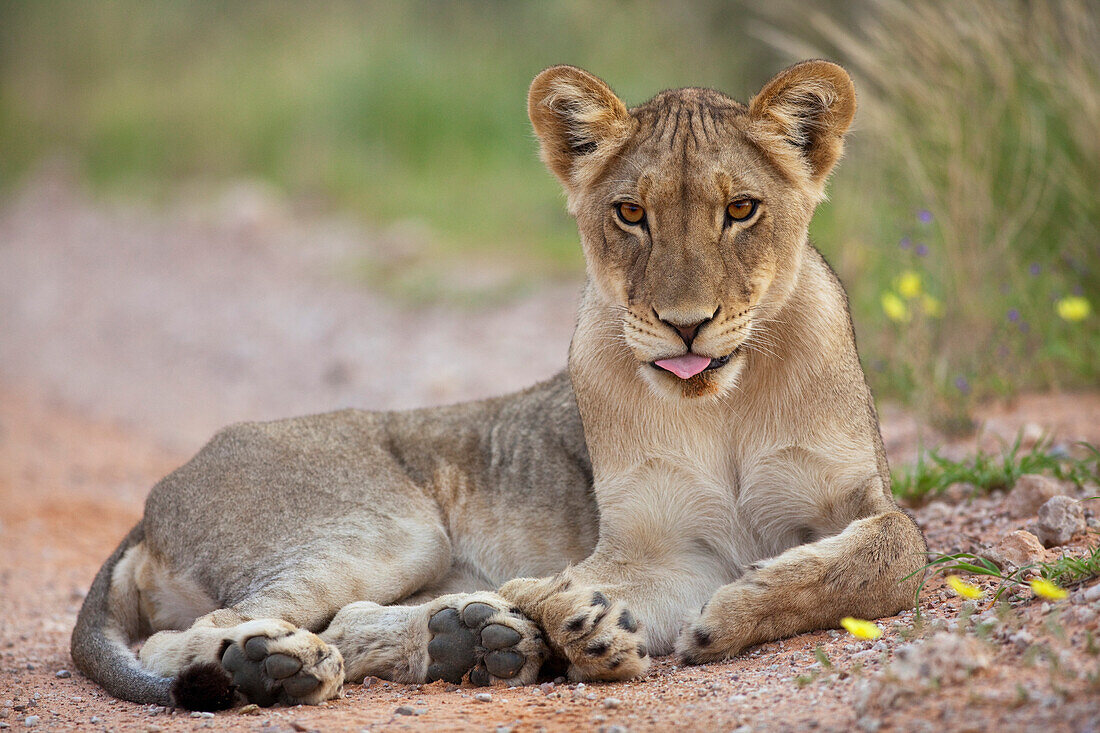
[1029,263,1042,276]
[954,376,970,394]
[918,209,933,224]
[1007,308,1020,322]
[915,243,929,257]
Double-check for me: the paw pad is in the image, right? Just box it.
[221,635,323,706]
[425,601,540,686]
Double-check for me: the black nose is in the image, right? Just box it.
[657,311,716,349]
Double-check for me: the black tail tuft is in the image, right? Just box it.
[171,663,238,711]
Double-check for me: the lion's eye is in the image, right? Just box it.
[616,202,646,225]
[727,199,758,222]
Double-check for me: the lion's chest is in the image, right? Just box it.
[595,431,824,583]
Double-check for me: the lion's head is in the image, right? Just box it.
[529,61,856,400]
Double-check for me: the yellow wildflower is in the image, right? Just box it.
[840,617,883,640]
[881,292,910,323]
[946,575,983,600]
[1029,578,1068,601]
[920,294,944,318]
[1055,296,1091,322]
[895,270,923,299]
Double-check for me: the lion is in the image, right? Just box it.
[71,60,926,710]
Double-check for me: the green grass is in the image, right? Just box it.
[892,440,1100,505]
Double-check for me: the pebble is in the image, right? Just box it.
[474,692,492,703]
[495,727,512,733]
[394,706,415,716]
[1005,474,1067,518]
[1028,495,1086,547]
[603,697,622,709]
[1084,584,1100,602]
[539,682,555,695]
[90,717,102,724]
[23,717,39,728]
[985,530,1045,570]
[599,726,629,733]
[54,669,71,679]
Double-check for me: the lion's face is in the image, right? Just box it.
[529,62,856,399]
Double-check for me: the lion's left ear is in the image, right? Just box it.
[747,60,856,190]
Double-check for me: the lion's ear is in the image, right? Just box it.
[528,65,632,191]
[747,60,856,190]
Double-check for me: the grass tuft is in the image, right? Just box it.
[891,438,1100,505]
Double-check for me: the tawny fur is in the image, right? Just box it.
[71,60,926,707]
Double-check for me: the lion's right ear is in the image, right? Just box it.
[528,65,632,192]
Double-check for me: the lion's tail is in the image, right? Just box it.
[70,524,174,706]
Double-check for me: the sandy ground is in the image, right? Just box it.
[2,175,1099,731]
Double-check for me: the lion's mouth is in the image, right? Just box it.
[650,347,739,379]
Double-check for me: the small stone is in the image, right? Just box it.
[1005,474,1067,518]
[190,712,204,718]
[90,717,102,724]
[889,632,990,684]
[984,530,1045,571]
[857,718,882,733]
[395,706,415,716]
[146,725,163,733]
[1084,583,1100,602]
[237,704,260,715]
[600,726,629,733]
[23,717,39,728]
[495,727,512,733]
[1028,495,1086,547]
[602,697,622,709]
[474,692,492,703]
[942,482,977,503]
[55,669,71,679]
[539,682,555,695]
[200,711,214,719]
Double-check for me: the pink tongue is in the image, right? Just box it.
[654,354,712,379]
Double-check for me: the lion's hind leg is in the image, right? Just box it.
[139,610,344,709]
[321,591,548,687]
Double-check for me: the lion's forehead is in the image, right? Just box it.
[612,99,775,201]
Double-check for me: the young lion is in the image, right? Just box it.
[71,61,926,710]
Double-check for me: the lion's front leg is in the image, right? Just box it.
[498,574,650,682]
[676,510,926,663]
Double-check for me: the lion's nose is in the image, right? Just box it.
[655,308,717,349]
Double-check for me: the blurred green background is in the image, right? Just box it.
[1,0,1096,428]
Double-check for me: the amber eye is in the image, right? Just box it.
[616,202,646,225]
[727,199,758,222]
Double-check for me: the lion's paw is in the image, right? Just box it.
[219,620,344,706]
[425,594,547,686]
[498,577,649,682]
